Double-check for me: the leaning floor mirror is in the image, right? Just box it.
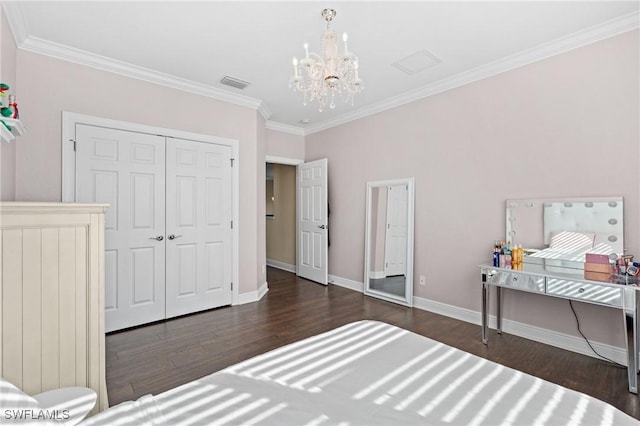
[364,178,415,307]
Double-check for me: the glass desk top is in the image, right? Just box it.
[482,256,639,289]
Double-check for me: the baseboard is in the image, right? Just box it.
[413,295,627,366]
[266,259,296,273]
[327,273,627,365]
[257,281,269,300]
[235,281,269,305]
[328,274,364,292]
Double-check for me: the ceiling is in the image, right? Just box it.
[2,1,639,134]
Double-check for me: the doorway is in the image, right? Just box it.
[264,156,329,286]
[265,162,297,273]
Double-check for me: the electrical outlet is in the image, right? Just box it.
[419,275,426,286]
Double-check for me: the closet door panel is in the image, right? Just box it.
[206,242,224,291]
[76,125,166,332]
[166,138,233,318]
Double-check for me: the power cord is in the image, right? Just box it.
[568,300,626,369]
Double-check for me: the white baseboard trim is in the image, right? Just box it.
[257,281,269,300]
[329,274,364,292]
[266,259,296,273]
[327,273,626,365]
[235,281,269,305]
[412,295,627,366]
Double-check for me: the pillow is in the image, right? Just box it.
[0,376,40,409]
[549,231,595,252]
[0,376,46,425]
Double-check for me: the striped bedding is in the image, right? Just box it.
[82,320,638,425]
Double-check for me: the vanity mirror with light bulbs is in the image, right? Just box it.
[506,196,625,265]
[364,178,415,307]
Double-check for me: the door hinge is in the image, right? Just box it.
[231,158,235,167]
[231,282,233,290]
[70,139,77,151]
[230,220,233,229]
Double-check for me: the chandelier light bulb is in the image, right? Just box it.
[342,32,349,55]
[292,57,299,78]
[288,8,363,112]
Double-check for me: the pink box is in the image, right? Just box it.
[585,253,609,264]
[585,271,611,282]
[585,262,611,273]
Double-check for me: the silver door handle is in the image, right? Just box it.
[168,234,183,240]
[150,235,164,241]
[317,225,326,229]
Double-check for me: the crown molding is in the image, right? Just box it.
[17,35,265,112]
[0,1,272,117]
[2,2,29,45]
[304,11,640,135]
[257,102,272,121]
[4,4,637,137]
[265,121,306,136]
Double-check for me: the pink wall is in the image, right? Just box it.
[14,50,265,295]
[0,9,16,201]
[266,129,304,161]
[306,31,640,347]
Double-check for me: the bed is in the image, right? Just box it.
[81,320,638,425]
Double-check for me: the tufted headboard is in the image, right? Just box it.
[543,198,623,254]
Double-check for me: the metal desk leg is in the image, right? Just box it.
[496,286,503,335]
[624,290,639,394]
[482,283,489,344]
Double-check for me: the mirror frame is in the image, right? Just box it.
[364,178,415,307]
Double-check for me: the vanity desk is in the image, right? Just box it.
[480,257,640,393]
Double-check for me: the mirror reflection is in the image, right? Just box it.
[506,197,624,263]
[364,179,414,307]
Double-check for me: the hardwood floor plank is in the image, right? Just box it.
[106,267,640,419]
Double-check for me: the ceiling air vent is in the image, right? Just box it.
[220,76,250,90]
[392,50,442,75]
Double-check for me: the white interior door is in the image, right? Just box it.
[76,124,166,332]
[296,159,328,285]
[165,138,233,318]
[384,184,408,276]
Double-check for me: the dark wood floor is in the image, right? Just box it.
[106,267,640,419]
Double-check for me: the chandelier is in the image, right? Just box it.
[289,8,363,112]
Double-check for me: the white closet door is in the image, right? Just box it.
[384,184,408,277]
[76,125,166,332]
[165,138,233,318]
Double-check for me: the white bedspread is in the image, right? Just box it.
[82,320,639,425]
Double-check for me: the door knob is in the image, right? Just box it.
[317,225,326,229]
[150,235,164,241]
[168,234,183,240]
